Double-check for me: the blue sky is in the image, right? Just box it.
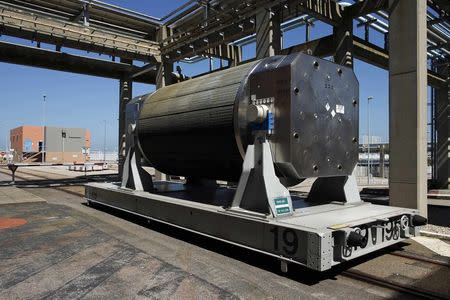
[0,1,392,151]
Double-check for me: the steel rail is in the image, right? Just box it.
[342,248,450,300]
[389,251,450,268]
[342,269,449,300]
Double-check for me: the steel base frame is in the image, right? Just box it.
[85,182,420,271]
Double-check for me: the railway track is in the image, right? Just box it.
[0,166,116,187]
[389,250,450,267]
[342,269,448,300]
[342,251,450,300]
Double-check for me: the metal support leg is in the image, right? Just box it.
[121,146,153,191]
[121,124,153,192]
[307,175,362,204]
[230,136,293,218]
[7,164,17,185]
[154,171,167,181]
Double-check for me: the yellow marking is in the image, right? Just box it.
[329,224,348,230]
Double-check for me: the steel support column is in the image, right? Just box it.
[155,26,174,180]
[255,7,281,59]
[436,63,450,189]
[280,35,335,57]
[118,58,132,178]
[154,64,172,180]
[229,45,242,67]
[156,26,174,89]
[333,13,353,67]
[156,60,173,89]
[389,0,428,216]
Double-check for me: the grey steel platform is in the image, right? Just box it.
[85,181,420,271]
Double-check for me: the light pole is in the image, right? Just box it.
[1,122,7,163]
[103,120,107,162]
[5,125,8,162]
[367,96,374,185]
[1,123,5,151]
[5,130,8,163]
[42,95,46,163]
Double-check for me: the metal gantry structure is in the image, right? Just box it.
[0,0,448,214]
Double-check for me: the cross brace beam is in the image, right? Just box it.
[0,41,159,83]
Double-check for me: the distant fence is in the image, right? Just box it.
[354,164,432,186]
[88,150,118,162]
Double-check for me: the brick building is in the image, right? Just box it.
[10,126,90,163]
[10,126,43,153]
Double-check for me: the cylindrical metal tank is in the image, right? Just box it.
[137,53,359,184]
